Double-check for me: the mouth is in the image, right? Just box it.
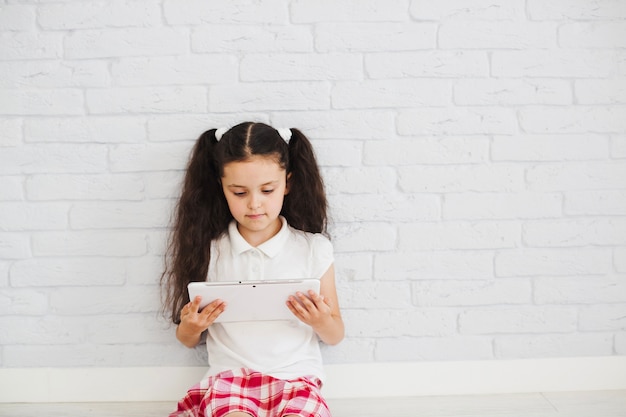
[247,214,265,220]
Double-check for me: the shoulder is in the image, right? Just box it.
[287,225,334,260]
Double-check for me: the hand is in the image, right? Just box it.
[287,290,333,330]
[177,296,226,347]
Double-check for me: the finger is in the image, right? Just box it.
[190,295,203,312]
[296,292,318,311]
[201,299,225,317]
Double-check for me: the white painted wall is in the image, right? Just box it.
[1,0,625,370]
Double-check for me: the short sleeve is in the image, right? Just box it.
[310,233,334,279]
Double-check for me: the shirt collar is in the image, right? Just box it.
[228,216,289,258]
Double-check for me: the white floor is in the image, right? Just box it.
[0,391,624,417]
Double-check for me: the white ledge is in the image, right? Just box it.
[2,357,626,403]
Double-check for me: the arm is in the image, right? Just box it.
[287,263,345,345]
[176,296,226,348]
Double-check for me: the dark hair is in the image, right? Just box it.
[160,122,328,324]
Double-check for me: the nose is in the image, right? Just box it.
[248,193,261,209]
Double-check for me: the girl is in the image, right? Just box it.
[161,122,344,417]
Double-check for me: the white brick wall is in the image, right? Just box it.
[0,0,624,368]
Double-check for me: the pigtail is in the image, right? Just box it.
[282,128,328,235]
[161,129,232,324]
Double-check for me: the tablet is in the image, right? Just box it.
[187,279,320,323]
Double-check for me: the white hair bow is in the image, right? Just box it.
[277,128,292,143]
[215,127,228,141]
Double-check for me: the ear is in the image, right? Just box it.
[284,172,292,195]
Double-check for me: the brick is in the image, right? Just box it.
[0,177,23,200]
[495,248,612,277]
[410,0,526,20]
[332,79,450,109]
[0,144,107,175]
[86,86,207,114]
[330,222,396,252]
[69,201,172,230]
[25,174,144,201]
[491,134,609,161]
[440,22,556,49]
[192,25,311,53]
[524,219,626,247]
[398,221,520,251]
[337,279,413,310]
[616,248,626,273]
[0,89,84,116]
[0,234,31,259]
[374,251,495,281]
[124,256,164,285]
[0,118,22,146]
[0,4,35,31]
[617,333,626,355]
[329,193,440,223]
[112,55,237,86]
[10,258,127,287]
[492,50,621,78]
[413,279,531,306]
[323,167,396,195]
[560,22,626,48]
[527,0,626,20]
[0,61,109,89]
[147,114,256,142]
[320,339,374,364]
[443,192,563,220]
[209,82,329,112]
[579,304,626,331]
[241,54,362,82]
[0,289,48,315]
[315,141,362,167]
[375,336,494,361]
[534,276,626,305]
[271,110,394,140]
[89,314,172,344]
[64,28,189,59]
[0,316,90,345]
[143,171,184,199]
[165,0,288,24]
[50,286,160,315]
[0,32,62,60]
[291,0,407,23]
[459,306,578,334]
[454,79,571,106]
[33,231,147,257]
[0,262,8,287]
[315,22,436,52]
[38,0,162,29]
[109,143,191,172]
[24,116,146,143]
[398,164,524,193]
[364,137,489,166]
[519,106,626,134]
[146,231,169,256]
[576,79,626,105]
[334,253,374,282]
[495,334,613,359]
[343,308,456,337]
[366,51,488,79]
[397,108,518,135]
[526,162,626,191]
[0,202,68,231]
[2,343,199,367]
[613,135,626,158]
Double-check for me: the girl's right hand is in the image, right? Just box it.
[176,296,226,348]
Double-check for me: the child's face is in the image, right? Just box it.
[221,155,289,246]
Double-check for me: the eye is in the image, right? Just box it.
[262,189,274,194]
[233,191,247,197]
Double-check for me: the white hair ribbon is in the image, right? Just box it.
[215,127,228,141]
[276,128,292,143]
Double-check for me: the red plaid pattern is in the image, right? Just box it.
[169,368,331,417]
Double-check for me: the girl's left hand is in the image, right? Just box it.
[287,290,333,329]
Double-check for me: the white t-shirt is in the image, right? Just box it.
[205,216,334,382]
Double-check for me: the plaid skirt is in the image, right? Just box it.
[169,368,331,417]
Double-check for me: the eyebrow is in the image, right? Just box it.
[226,180,279,188]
